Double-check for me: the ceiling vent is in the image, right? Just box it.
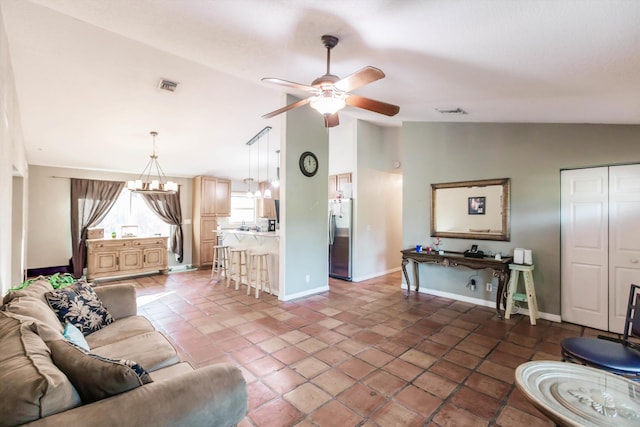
[158,79,179,92]
[436,107,467,115]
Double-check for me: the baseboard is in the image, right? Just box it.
[352,267,402,283]
[408,284,561,323]
[280,285,330,301]
[26,265,72,278]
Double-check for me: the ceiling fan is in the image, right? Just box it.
[261,35,400,128]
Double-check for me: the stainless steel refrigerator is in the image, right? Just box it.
[328,198,352,280]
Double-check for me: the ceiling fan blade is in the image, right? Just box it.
[324,113,339,128]
[334,66,385,92]
[346,94,400,117]
[262,78,318,93]
[262,98,311,119]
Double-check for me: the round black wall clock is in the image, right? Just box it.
[299,151,319,177]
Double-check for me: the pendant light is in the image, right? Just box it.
[245,143,253,198]
[254,140,262,198]
[271,149,280,188]
[264,132,272,199]
[127,131,178,194]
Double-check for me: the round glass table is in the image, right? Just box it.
[515,361,640,427]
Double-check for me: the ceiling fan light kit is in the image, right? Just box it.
[262,34,399,128]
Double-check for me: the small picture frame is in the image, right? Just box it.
[468,197,485,215]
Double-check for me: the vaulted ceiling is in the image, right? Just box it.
[3,0,639,181]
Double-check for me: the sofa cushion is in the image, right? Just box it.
[92,331,180,372]
[85,315,156,349]
[2,295,65,334]
[63,323,90,351]
[49,340,153,404]
[0,312,81,426]
[45,282,114,335]
[2,277,53,305]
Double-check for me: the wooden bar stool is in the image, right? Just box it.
[228,248,249,290]
[247,253,271,298]
[210,245,230,283]
[504,264,539,325]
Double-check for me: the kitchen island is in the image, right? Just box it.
[219,230,280,296]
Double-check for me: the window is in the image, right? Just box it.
[97,189,170,238]
[229,192,256,224]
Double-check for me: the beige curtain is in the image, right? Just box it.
[141,191,184,263]
[70,178,124,278]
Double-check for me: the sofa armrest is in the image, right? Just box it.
[23,363,248,427]
[93,283,137,320]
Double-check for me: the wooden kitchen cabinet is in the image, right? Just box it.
[86,237,168,281]
[329,173,352,198]
[192,175,231,267]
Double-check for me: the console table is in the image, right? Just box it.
[401,249,513,318]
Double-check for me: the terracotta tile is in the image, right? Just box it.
[338,357,377,380]
[413,371,457,399]
[356,348,395,367]
[352,330,385,345]
[382,358,423,382]
[312,368,356,396]
[399,348,437,369]
[245,355,285,377]
[261,367,306,394]
[464,372,511,400]
[375,339,410,357]
[394,384,443,417]
[362,369,407,396]
[370,401,423,427]
[476,359,516,384]
[309,400,363,427]
[279,330,311,344]
[486,349,529,369]
[272,346,309,365]
[284,382,332,414]
[496,405,554,427]
[429,359,471,383]
[495,341,535,359]
[231,345,267,365]
[432,403,490,427]
[296,337,329,354]
[337,383,386,417]
[449,386,501,419]
[291,356,331,379]
[247,380,277,410]
[444,348,482,369]
[248,397,302,427]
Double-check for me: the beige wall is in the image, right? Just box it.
[0,2,28,294]
[402,122,640,317]
[27,165,193,270]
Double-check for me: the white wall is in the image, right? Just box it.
[280,95,330,299]
[402,122,640,316]
[27,165,193,269]
[0,2,28,294]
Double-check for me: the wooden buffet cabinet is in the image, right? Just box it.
[86,236,168,281]
[192,175,231,267]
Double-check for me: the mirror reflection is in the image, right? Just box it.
[431,178,511,241]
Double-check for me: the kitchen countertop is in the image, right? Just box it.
[219,229,279,237]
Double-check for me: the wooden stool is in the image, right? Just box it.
[504,264,539,325]
[211,245,230,283]
[247,253,271,298]
[228,248,249,290]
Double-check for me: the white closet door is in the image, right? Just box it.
[561,167,609,329]
[609,164,640,333]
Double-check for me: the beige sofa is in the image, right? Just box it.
[0,279,247,427]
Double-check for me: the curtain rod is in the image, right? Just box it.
[246,126,272,146]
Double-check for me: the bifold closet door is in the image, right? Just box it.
[561,164,640,333]
[561,167,609,330]
[608,164,640,332]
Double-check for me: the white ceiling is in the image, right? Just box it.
[3,0,639,181]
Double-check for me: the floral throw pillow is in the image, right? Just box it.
[45,282,114,335]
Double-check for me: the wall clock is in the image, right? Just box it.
[299,151,318,177]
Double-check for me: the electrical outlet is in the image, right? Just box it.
[486,282,492,292]
[305,274,310,283]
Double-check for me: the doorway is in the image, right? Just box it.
[561,164,640,332]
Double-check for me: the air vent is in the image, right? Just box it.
[436,107,467,115]
[158,79,179,92]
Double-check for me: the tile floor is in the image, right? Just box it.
[109,269,598,427]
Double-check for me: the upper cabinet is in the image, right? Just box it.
[329,173,352,198]
[257,182,279,218]
[195,176,231,217]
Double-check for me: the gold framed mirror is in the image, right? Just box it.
[431,178,511,241]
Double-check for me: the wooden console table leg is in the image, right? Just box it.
[401,258,411,298]
[412,260,420,293]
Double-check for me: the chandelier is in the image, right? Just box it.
[127,131,178,194]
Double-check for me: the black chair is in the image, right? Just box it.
[561,284,640,381]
